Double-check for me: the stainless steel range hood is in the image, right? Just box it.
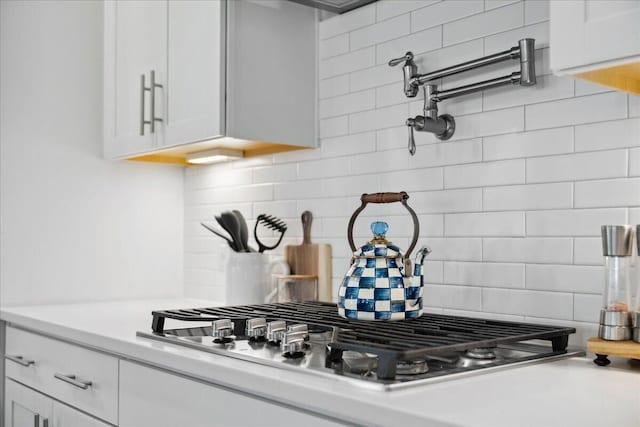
[288,0,376,14]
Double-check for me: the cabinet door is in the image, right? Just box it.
[104,0,167,158]
[52,402,110,427]
[164,0,225,148]
[119,361,347,427]
[4,379,53,427]
[551,0,640,72]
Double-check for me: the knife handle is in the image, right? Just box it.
[302,211,312,244]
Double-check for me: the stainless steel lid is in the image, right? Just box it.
[600,309,631,326]
[598,325,631,341]
[601,225,634,256]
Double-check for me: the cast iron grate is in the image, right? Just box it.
[149,301,575,379]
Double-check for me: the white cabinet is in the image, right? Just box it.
[550,0,640,93]
[104,0,317,164]
[119,361,347,427]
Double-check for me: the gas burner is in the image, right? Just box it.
[396,359,428,376]
[465,347,497,360]
[458,347,502,368]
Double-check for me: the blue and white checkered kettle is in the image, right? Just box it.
[338,192,430,321]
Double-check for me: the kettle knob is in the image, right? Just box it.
[371,221,388,237]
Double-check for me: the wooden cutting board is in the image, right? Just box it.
[284,211,333,302]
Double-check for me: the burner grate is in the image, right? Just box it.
[149,301,574,379]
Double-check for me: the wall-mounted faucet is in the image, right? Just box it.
[389,38,537,155]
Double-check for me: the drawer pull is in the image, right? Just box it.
[54,373,92,390]
[5,354,35,367]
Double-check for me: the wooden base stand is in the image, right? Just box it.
[587,337,640,366]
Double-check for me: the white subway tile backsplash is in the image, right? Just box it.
[349,103,409,133]
[526,150,628,183]
[350,14,409,51]
[376,125,407,151]
[630,148,640,176]
[526,264,603,294]
[483,288,574,320]
[484,22,548,54]
[444,261,525,288]
[375,82,409,108]
[319,89,375,118]
[377,0,439,21]
[377,168,444,192]
[298,157,350,180]
[319,47,375,79]
[631,95,640,117]
[574,79,611,96]
[411,188,483,214]
[445,211,525,236]
[319,33,349,59]
[375,26,442,65]
[320,132,376,158]
[483,74,573,111]
[526,92,628,130]
[574,238,602,266]
[411,1,484,33]
[483,237,573,264]
[575,178,640,208]
[414,39,484,74]
[319,3,376,39]
[484,0,519,11]
[349,148,409,174]
[484,183,573,211]
[319,115,349,138]
[444,159,524,189]
[252,164,297,184]
[443,2,523,46]
[574,294,602,323]
[350,63,401,91]
[526,208,626,237]
[575,118,640,152]
[524,0,549,24]
[424,284,482,311]
[319,74,350,99]
[409,139,483,168]
[412,93,483,117]
[448,107,525,141]
[483,127,573,161]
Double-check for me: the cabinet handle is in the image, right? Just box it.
[150,69,163,133]
[34,413,40,427]
[5,354,35,367]
[54,373,92,390]
[140,74,151,135]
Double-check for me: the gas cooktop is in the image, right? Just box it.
[137,302,583,391]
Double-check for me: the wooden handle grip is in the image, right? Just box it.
[301,211,312,244]
[360,192,408,204]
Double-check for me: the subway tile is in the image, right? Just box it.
[526,92,628,130]
[376,82,409,108]
[482,288,574,320]
[192,183,273,205]
[526,264,604,294]
[376,125,407,151]
[483,75,573,111]
[483,127,573,161]
[350,63,401,92]
[444,159,525,189]
[574,79,611,96]
[526,208,626,237]
[377,168,444,193]
[351,14,409,51]
[484,183,573,211]
[484,22,549,54]
[252,164,297,184]
[423,260,444,284]
[377,0,439,21]
[420,214,445,237]
[575,118,640,152]
[485,0,519,11]
[631,95,640,117]
[574,238,602,266]
[413,39,484,74]
[349,103,409,133]
[319,33,349,59]
[319,89,375,119]
[524,0,549,24]
[574,294,602,323]
[298,157,350,179]
[319,47,375,79]
[630,148,640,176]
[375,26,442,65]
[629,207,640,225]
[444,261,525,288]
[409,139,483,168]
[412,92,483,117]
[411,0,484,32]
[411,188,483,214]
[522,317,598,347]
[253,200,297,220]
[443,3,523,46]
[272,147,321,164]
[526,150,627,183]
[424,284,483,311]
[349,147,409,174]
[320,132,376,158]
[575,178,640,208]
[448,107,525,141]
[445,211,525,236]
[319,74,350,99]
[483,237,573,263]
[319,115,349,138]
[297,197,358,218]
[443,309,525,322]
[319,3,376,39]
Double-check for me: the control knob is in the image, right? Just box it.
[266,320,286,344]
[245,318,267,339]
[212,319,234,343]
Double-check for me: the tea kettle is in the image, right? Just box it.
[338,192,430,321]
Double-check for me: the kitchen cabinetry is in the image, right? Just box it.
[119,361,347,427]
[104,0,317,165]
[550,0,640,94]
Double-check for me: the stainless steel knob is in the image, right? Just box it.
[245,318,267,339]
[212,319,234,341]
[267,320,287,343]
[388,51,414,67]
[281,331,306,356]
[287,323,309,340]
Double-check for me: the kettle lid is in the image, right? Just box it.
[353,221,403,258]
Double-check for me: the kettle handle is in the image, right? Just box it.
[347,192,420,258]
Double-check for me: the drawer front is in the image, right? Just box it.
[5,326,118,424]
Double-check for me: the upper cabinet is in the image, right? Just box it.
[550,0,640,94]
[104,0,317,165]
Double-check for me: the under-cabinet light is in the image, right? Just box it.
[186,148,244,165]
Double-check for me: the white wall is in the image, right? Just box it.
[184,0,640,345]
[0,0,184,306]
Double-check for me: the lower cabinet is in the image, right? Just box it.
[119,361,347,427]
[5,379,110,427]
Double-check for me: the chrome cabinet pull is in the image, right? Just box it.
[140,74,151,135]
[34,413,40,427]
[149,69,163,133]
[5,354,35,367]
[54,373,92,390]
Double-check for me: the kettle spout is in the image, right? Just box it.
[413,245,431,277]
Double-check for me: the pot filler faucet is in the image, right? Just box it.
[389,38,536,155]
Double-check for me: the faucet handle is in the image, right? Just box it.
[388,51,414,67]
[406,118,417,156]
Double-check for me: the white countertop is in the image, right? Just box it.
[2,299,639,427]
